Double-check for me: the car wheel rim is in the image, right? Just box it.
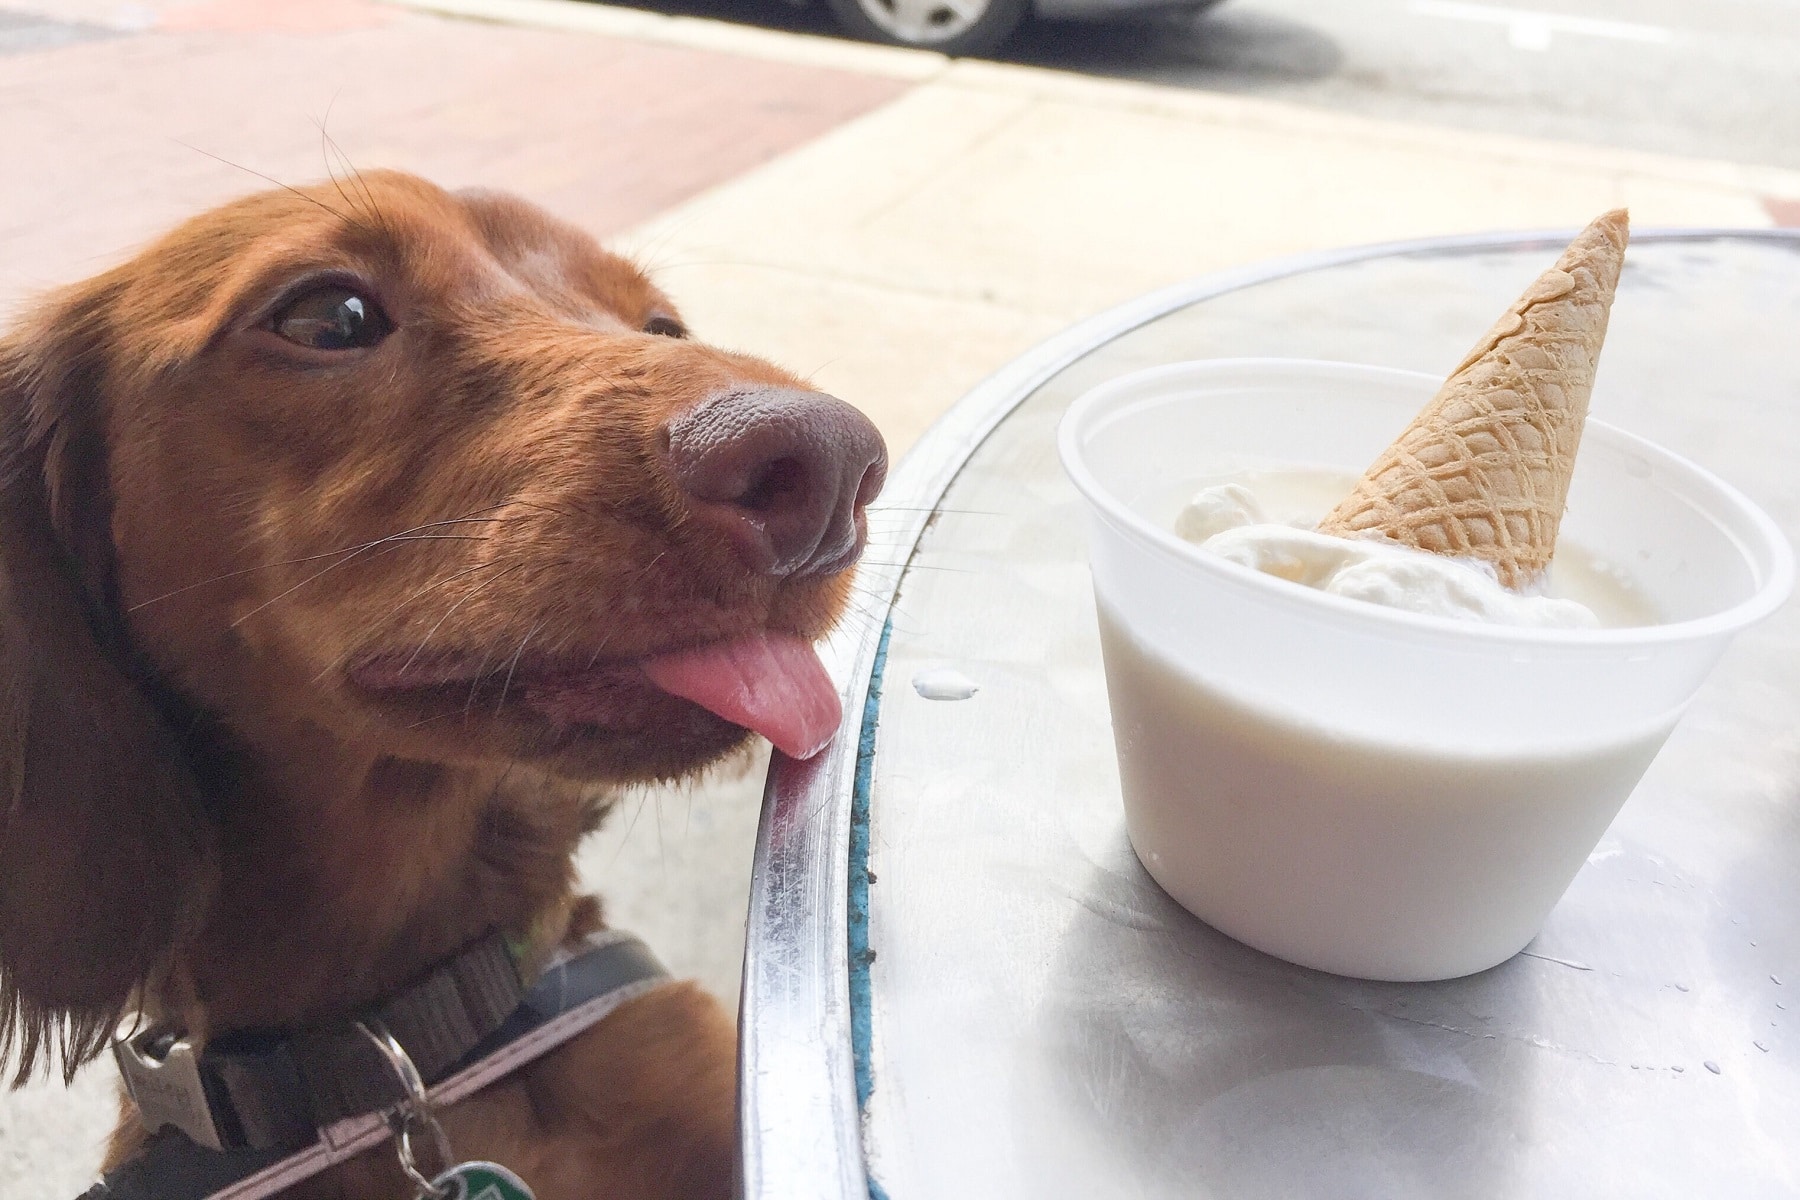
[854,0,990,44]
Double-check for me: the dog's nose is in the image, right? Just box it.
[663,387,887,577]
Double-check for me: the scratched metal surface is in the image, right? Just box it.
[856,234,1800,1199]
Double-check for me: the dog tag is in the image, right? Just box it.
[430,1161,536,1200]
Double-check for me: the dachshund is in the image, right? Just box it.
[0,170,886,1198]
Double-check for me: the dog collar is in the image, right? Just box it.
[81,928,670,1200]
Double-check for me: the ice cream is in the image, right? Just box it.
[1176,478,1604,629]
[1175,209,1634,630]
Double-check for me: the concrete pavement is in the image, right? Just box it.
[4,0,1799,1191]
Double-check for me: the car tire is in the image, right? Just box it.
[824,0,1031,56]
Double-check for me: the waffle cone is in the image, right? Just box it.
[1317,209,1629,590]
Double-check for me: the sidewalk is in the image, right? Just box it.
[591,17,1800,450]
[4,0,1798,1191]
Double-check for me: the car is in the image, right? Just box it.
[814,0,1225,57]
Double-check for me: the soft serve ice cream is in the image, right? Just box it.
[1172,205,1643,634]
[1175,477,1606,629]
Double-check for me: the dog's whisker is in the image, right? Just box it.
[223,534,502,630]
[394,561,532,679]
[212,498,534,626]
[306,558,522,686]
[505,497,588,523]
[130,531,497,612]
[536,627,580,670]
[129,511,516,611]
[606,790,655,870]
[173,140,357,228]
[460,639,504,719]
[315,110,360,224]
[854,560,973,575]
[621,256,772,274]
[835,603,888,630]
[495,619,549,715]
[312,109,392,240]
[868,506,999,516]
[402,710,464,731]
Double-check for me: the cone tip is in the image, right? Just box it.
[1585,208,1630,251]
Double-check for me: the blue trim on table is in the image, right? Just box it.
[848,617,892,1200]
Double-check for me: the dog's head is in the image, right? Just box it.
[0,170,885,1078]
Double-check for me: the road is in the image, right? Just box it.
[1011,0,1800,171]
[628,0,1800,171]
[7,0,1797,168]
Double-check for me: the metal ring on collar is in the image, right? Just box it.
[356,1019,455,1197]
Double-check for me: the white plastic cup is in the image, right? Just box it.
[1059,360,1794,982]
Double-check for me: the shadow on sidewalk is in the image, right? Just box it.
[570,0,1342,90]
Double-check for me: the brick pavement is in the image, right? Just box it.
[0,0,908,313]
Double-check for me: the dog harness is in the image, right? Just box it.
[80,928,670,1200]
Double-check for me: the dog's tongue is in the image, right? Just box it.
[642,633,841,760]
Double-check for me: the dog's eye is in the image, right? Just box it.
[271,286,393,351]
[643,315,685,339]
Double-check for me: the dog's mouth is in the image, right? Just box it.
[350,632,841,760]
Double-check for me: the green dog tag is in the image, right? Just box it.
[431,1161,536,1200]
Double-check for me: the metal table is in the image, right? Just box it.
[739,230,1800,1200]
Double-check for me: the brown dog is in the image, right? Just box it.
[0,170,885,1198]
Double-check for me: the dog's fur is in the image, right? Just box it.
[0,171,872,1198]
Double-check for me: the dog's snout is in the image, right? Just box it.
[664,387,887,578]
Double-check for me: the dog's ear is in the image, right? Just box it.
[0,278,215,1084]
